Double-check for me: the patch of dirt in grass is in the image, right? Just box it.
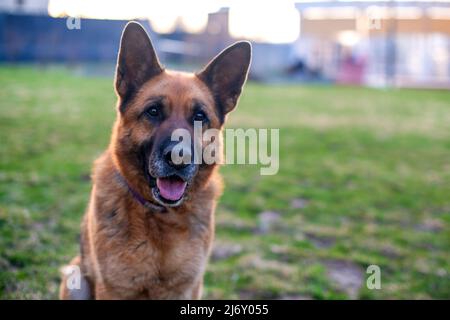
[216,211,255,233]
[211,241,243,261]
[304,232,336,249]
[290,198,309,209]
[380,244,403,259]
[415,218,444,232]
[324,260,364,299]
[241,254,297,278]
[257,211,282,234]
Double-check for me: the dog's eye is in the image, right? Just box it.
[193,111,207,123]
[145,105,160,118]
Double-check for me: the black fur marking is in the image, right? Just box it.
[138,137,156,188]
[133,240,147,253]
[118,92,133,113]
[106,209,118,221]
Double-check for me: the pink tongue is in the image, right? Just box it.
[156,178,187,201]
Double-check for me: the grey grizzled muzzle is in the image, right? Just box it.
[148,138,198,207]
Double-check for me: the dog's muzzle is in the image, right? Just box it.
[148,140,198,207]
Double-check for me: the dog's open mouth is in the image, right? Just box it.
[152,175,187,207]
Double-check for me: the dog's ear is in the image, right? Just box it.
[115,22,163,105]
[197,41,251,118]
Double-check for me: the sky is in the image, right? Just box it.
[48,0,301,43]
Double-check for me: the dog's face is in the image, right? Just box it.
[111,22,251,208]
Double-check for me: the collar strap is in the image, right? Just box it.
[114,171,166,213]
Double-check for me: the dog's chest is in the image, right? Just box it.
[104,221,210,298]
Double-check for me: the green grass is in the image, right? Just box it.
[0,66,449,299]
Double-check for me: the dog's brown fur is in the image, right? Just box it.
[59,22,251,299]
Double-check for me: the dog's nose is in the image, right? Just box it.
[163,143,191,170]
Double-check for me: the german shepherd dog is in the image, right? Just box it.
[59,22,251,299]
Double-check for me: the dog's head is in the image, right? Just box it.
[111,22,251,208]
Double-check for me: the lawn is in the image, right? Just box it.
[0,66,449,299]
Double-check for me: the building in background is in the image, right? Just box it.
[158,8,292,80]
[293,1,450,88]
[0,0,49,15]
[157,8,233,67]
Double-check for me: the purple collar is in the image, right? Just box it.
[115,171,166,213]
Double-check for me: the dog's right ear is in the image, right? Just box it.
[115,22,163,106]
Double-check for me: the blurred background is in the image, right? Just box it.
[0,0,449,299]
[1,0,449,87]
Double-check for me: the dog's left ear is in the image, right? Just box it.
[197,41,251,117]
